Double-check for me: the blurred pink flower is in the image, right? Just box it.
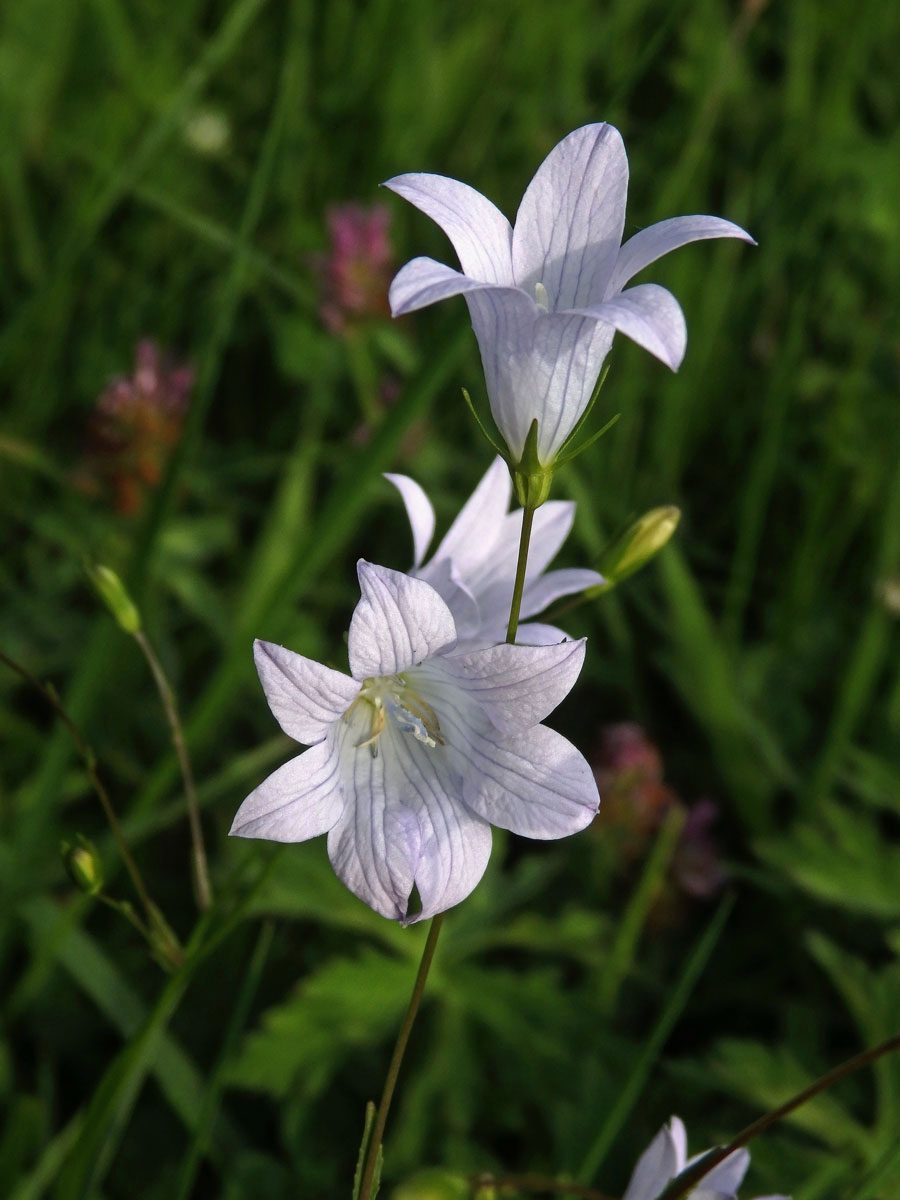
[316,203,394,333]
[671,798,728,899]
[78,340,193,515]
[593,723,727,905]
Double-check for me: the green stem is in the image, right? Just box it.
[0,648,169,942]
[506,505,536,644]
[659,1031,900,1199]
[134,630,213,911]
[357,913,445,1200]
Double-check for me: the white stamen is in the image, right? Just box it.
[534,281,549,311]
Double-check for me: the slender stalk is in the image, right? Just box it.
[357,913,445,1200]
[506,504,536,644]
[358,485,540,1198]
[0,649,180,960]
[133,630,212,910]
[659,1031,900,1199]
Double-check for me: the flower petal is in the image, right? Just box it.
[690,1147,750,1194]
[512,123,629,310]
[608,214,755,295]
[388,729,493,923]
[384,472,435,568]
[623,1118,686,1200]
[327,731,422,921]
[349,562,458,678]
[326,717,491,922]
[460,723,598,837]
[466,291,615,463]
[383,172,514,285]
[515,622,573,646]
[427,638,585,735]
[417,557,482,649]
[519,568,604,619]
[388,256,507,316]
[572,283,687,370]
[253,639,359,744]
[428,455,511,578]
[462,502,592,629]
[230,739,344,841]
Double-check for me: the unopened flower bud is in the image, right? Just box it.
[61,836,104,895]
[592,506,680,591]
[86,563,142,634]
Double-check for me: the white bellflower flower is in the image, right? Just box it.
[231,562,599,922]
[385,123,754,469]
[385,456,602,649]
[624,1117,789,1200]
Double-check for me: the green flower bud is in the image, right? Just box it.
[61,836,104,895]
[86,563,142,634]
[391,1169,470,1200]
[592,506,681,592]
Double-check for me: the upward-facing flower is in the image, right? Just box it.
[623,1117,789,1200]
[385,456,602,650]
[230,562,599,922]
[385,123,753,471]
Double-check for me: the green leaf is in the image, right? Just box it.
[228,947,416,1097]
[757,799,900,920]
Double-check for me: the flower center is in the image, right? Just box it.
[534,280,550,312]
[346,674,445,758]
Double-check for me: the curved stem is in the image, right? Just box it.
[0,649,161,927]
[357,913,445,1200]
[134,630,212,910]
[660,1031,900,1199]
[506,505,536,644]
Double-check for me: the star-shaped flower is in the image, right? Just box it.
[385,122,754,468]
[231,562,599,922]
[623,1117,789,1200]
[385,456,602,650]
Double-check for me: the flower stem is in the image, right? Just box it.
[506,504,536,644]
[0,648,180,962]
[659,1030,900,1199]
[357,913,445,1200]
[133,630,212,911]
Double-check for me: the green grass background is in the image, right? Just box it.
[1,0,899,1196]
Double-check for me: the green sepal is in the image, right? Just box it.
[555,411,621,467]
[557,363,611,459]
[461,388,510,463]
[511,419,554,509]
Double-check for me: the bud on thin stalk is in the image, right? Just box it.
[591,506,681,593]
[85,562,142,634]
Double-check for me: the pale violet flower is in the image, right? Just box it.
[624,1117,789,1200]
[385,122,754,467]
[231,562,599,922]
[384,456,602,650]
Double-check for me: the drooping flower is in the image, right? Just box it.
[385,456,602,650]
[231,562,599,922]
[385,123,754,469]
[77,339,193,516]
[623,1116,789,1200]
